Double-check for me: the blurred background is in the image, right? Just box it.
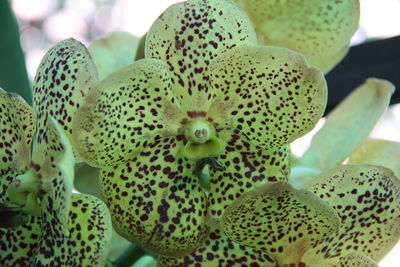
[2,0,400,265]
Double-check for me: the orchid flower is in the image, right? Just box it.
[0,87,111,264]
[220,164,400,267]
[230,0,360,72]
[67,0,327,257]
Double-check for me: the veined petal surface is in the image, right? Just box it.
[304,165,400,262]
[222,182,340,266]
[300,78,395,171]
[159,225,277,267]
[33,38,98,164]
[302,253,378,267]
[100,136,208,257]
[208,129,290,219]
[231,0,359,72]
[73,59,183,167]
[209,45,327,149]
[146,0,257,112]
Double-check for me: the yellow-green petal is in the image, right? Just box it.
[88,31,139,81]
[304,165,400,262]
[73,59,183,167]
[100,136,208,257]
[300,79,395,172]
[302,253,378,267]
[146,0,257,112]
[0,89,35,175]
[159,225,277,266]
[349,139,400,178]
[33,38,99,164]
[222,182,340,266]
[65,194,112,266]
[0,216,41,266]
[231,0,360,72]
[208,129,290,219]
[209,45,327,149]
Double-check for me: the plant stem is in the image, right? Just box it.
[113,244,146,267]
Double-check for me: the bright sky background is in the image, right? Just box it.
[11,0,400,265]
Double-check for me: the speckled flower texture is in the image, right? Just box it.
[68,0,328,257]
[220,165,400,267]
[0,88,112,264]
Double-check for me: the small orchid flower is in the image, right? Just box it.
[230,0,360,72]
[0,87,111,265]
[67,0,327,257]
[221,164,400,267]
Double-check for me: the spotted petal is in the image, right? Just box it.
[146,0,257,112]
[73,59,183,167]
[0,89,35,176]
[100,136,208,257]
[302,253,378,267]
[209,45,327,149]
[159,225,277,266]
[231,0,360,72]
[349,139,400,178]
[222,182,341,266]
[300,79,395,172]
[88,31,139,81]
[33,38,99,164]
[303,165,400,262]
[208,129,290,219]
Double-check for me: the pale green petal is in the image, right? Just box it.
[0,89,35,175]
[73,59,183,167]
[209,45,327,149]
[159,225,277,266]
[349,139,400,178]
[33,38,98,164]
[146,0,257,112]
[304,165,400,262]
[302,253,378,267]
[222,182,340,266]
[100,136,207,257]
[231,0,359,72]
[89,31,139,80]
[208,129,290,219]
[65,194,112,266]
[300,79,395,171]
[0,215,41,266]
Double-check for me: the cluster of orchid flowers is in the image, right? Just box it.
[1,0,399,266]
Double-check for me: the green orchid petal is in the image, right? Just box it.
[100,136,208,257]
[88,31,139,81]
[349,139,400,178]
[38,117,74,232]
[159,225,277,266]
[304,165,400,262]
[0,215,41,266]
[302,253,378,267]
[73,59,183,167]
[0,89,35,175]
[208,129,290,219]
[209,45,327,149]
[231,0,359,72]
[146,0,257,112]
[0,194,111,266]
[222,182,341,266]
[65,193,112,266]
[300,79,395,172]
[33,38,99,164]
